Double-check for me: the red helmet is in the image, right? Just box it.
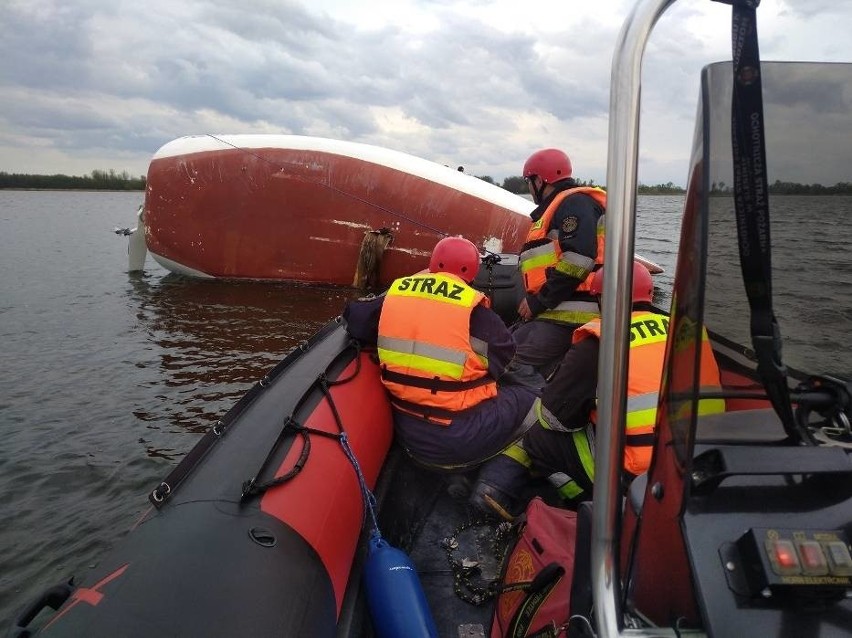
[429,236,480,283]
[589,261,654,304]
[522,149,573,184]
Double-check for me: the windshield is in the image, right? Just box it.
[662,61,852,468]
[703,61,852,378]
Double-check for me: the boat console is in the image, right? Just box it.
[595,1,852,636]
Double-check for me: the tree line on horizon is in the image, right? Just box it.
[2,170,849,196]
[469,174,687,194]
[710,180,852,196]
[492,176,852,196]
[0,170,145,191]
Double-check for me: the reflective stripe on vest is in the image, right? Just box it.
[538,300,601,326]
[572,427,595,483]
[574,311,724,475]
[503,441,532,468]
[549,472,585,500]
[519,187,606,325]
[670,316,727,415]
[519,186,607,295]
[377,272,497,417]
[545,427,596,500]
[574,311,666,476]
[378,335,489,379]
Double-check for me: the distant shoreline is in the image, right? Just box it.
[0,170,145,191]
[1,187,144,193]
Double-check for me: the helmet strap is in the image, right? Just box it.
[532,179,547,205]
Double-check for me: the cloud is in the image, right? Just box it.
[0,0,850,185]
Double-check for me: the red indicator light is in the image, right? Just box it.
[765,539,801,575]
[777,543,797,567]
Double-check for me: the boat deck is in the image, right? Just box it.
[369,444,563,637]
[371,445,507,636]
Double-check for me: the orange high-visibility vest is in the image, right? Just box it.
[573,310,723,475]
[377,272,497,420]
[519,187,606,325]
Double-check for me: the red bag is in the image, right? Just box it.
[490,497,578,637]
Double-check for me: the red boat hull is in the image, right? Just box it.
[143,135,533,285]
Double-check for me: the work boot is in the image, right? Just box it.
[446,474,473,500]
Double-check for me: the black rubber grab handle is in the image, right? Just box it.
[10,580,75,637]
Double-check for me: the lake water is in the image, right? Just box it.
[2,190,841,627]
[0,191,360,627]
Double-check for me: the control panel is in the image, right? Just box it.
[732,528,852,597]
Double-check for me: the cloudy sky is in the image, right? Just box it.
[1,0,849,186]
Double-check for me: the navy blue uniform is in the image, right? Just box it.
[514,179,604,376]
[344,296,538,469]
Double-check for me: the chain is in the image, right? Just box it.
[441,518,515,605]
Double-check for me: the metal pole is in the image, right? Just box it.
[594,1,677,636]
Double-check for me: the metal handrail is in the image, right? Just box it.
[594,1,679,636]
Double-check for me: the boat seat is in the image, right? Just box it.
[627,409,785,518]
[695,408,786,444]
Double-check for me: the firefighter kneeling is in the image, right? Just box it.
[471,261,724,520]
[343,236,539,472]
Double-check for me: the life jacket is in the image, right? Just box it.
[573,310,723,475]
[519,186,607,325]
[377,272,497,422]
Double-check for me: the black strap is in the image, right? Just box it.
[715,0,802,443]
[240,345,364,502]
[507,563,566,637]
[565,291,600,304]
[389,396,479,421]
[625,432,655,447]
[520,236,553,252]
[148,320,348,508]
[381,367,495,393]
[240,418,341,500]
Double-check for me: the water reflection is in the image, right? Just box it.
[699,62,852,379]
[705,196,852,377]
[119,246,674,461]
[123,273,359,454]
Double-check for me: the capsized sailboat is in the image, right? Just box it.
[15,1,851,637]
[133,133,662,285]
